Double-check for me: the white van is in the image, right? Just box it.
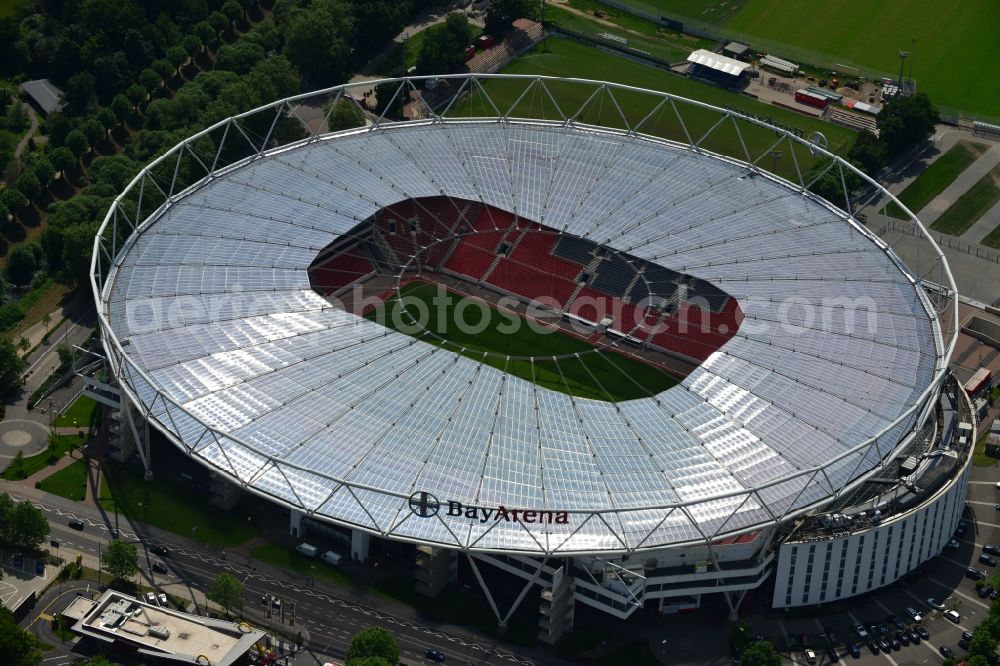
[321,550,343,566]
[295,542,318,557]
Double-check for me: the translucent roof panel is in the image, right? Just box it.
[101,120,944,555]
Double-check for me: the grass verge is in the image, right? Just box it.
[886,141,987,218]
[981,221,1000,250]
[369,281,678,401]
[1,434,83,480]
[931,166,1000,236]
[36,459,89,501]
[367,576,538,646]
[250,542,351,587]
[974,428,996,467]
[53,394,99,428]
[98,461,260,547]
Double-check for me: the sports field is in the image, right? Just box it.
[368,281,678,401]
[454,37,855,183]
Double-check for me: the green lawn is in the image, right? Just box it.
[981,221,1000,251]
[250,542,351,587]
[453,36,855,183]
[930,167,1000,236]
[53,394,100,428]
[886,141,986,218]
[0,0,19,19]
[721,0,1000,119]
[1,434,83,480]
[973,428,995,467]
[368,281,678,401]
[99,461,261,547]
[36,459,89,501]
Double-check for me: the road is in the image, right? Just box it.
[7,488,543,666]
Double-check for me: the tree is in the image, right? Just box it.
[877,92,939,159]
[209,11,229,38]
[28,154,55,190]
[485,0,539,36]
[5,243,38,285]
[346,627,399,666]
[208,572,244,614]
[138,68,162,95]
[101,539,139,580]
[328,98,365,131]
[9,451,25,479]
[15,171,41,202]
[125,84,147,112]
[111,94,132,127]
[728,622,754,657]
[847,129,887,177]
[0,338,26,398]
[63,71,97,115]
[216,41,266,74]
[152,59,175,89]
[4,499,50,548]
[0,188,28,224]
[96,107,117,138]
[222,0,243,30]
[64,129,89,159]
[194,22,216,54]
[81,118,105,151]
[739,640,782,666]
[417,13,473,75]
[283,0,354,85]
[0,606,42,666]
[50,146,77,178]
[167,45,188,78]
[182,35,203,65]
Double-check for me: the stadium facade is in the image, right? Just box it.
[91,75,967,639]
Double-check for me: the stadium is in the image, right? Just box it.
[91,75,968,637]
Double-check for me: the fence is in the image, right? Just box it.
[879,216,1000,264]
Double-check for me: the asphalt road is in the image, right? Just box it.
[11,490,542,666]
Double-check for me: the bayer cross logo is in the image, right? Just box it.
[408,491,440,518]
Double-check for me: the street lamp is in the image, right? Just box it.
[907,37,918,86]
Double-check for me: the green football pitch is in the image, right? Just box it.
[366,281,679,401]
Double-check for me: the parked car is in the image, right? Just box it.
[963,631,974,641]
[944,609,961,623]
[889,635,900,650]
[804,649,816,664]
[145,592,157,605]
[877,637,891,653]
[967,567,985,579]
[927,597,945,611]
[157,593,168,606]
[959,638,971,650]
[152,561,168,574]
[68,519,85,530]
[946,538,960,549]
[980,554,997,567]
[984,544,1000,555]
[916,626,929,640]
[979,584,994,598]
[424,649,446,662]
[854,624,869,639]
[150,545,169,556]
[906,628,920,644]
[940,645,954,658]
[897,631,910,646]
[877,623,889,636]
[848,643,861,658]
[825,645,837,662]
[905,607,922,622]
[866,641,879,655]
[888,614,904,631]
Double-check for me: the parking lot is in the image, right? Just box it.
[741,474,1000,665]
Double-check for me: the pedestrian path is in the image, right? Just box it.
[965,198,1000,244]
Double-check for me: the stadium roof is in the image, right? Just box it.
[687,49,752,77]
[96,76,954,556]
